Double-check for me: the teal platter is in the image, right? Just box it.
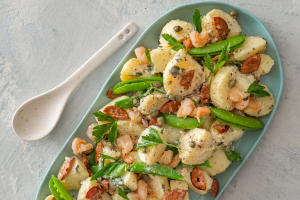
[36,1,283,199]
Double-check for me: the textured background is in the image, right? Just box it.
[1,0,299,199]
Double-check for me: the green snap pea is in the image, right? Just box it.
[89,144,97,165]
[113,77,163,94]
[49,175,73,200]
[160,113,205,129]
[127,162,183,180]
[104,163,127,178]
[90,164,100,174]
[91,162,116,180]
[217,118,253,130]
[187,35,245,57]
[210,107,264,129]
[113,80,163,94]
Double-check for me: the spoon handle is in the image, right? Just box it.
[57,22,138,94]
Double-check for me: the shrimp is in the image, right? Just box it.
[177,98,195,118]
[158,150,173,165]
[85,123,98,143]
[190,28,210,48]
[71,137,94,156]
[138,180,148,200]
[123,154,133,164]
[190,107,211,123]
[135,46,151,65]
[246,97,260,112]
[116,134,134,156]
[166,154,180,168]
[147,183,157,198]
[183,38,194,50]
[229,87,249,110]
[127,107,142,123]
[127,192,139,200]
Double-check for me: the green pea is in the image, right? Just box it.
[113,77,163,91]
[188,35,245,57]
[210,107,264,129]
[160,113,205,129]
[113,81,163,94]
[49,175,73,200]
[127,162,183,180]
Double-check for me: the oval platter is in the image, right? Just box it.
[36,1,283,199]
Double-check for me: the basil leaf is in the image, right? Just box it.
[222,149,242,162]
[246,80,270,97]
[118,188,130,200]
[161,34,186,51]
[92,123,113,143]
[192,9,202,33]
[93,111,115,122]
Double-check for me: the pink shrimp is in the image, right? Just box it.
[127,192,139,200]
[116,134,133,156]
[127,107,142,123]
[135,46,151,65]
[190,28,210,48]
[123,154,133,164]
[246,97,260,112]
[158,150,173,165]
[190,107,211,123]
[177,98,196,118]
[229,87,250,110]
[138,180,148,200]
[166,154,180,168]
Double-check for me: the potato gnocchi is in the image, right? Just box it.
[45,7,276,200]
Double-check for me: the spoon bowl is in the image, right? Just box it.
[12,22,138,141]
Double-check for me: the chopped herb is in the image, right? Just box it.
[193,9,202,33]
[177,160,212,168]
[136,127,180,150]
[222,149,242,162]
[161,34,186,51]
[245,80,270,97]
[145,47,154,71]
[118,188,130,200]
[92,111,118,144]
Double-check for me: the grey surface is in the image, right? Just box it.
[0,0,299,199]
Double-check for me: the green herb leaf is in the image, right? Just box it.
[104,163,127,178]
[136,127,180,150]
[165,145,179,157]
[89,143,98,165]
[177,160,212,168]
[127,162,183,180]
[91,162,115,180]
[92,123,113,143]
[222,149,242,162]
[93,111,115,122]
[107,121,118,144]
[145,47,154,71]
[214,42,231,73]
[246,80,270,97]
[202,54,214,73]
[100,153,118,160]
[193,9,202,33]
[161,34,186,51]
[118,188,130,200]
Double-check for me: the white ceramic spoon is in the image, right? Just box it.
[12,22,138,141]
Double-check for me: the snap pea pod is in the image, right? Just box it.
[104,163,127,179]
[113,77,163,94]
[160,113,205,129]
[127,162,183,180]
[49,175,73,200]
[89,143,97,165]
[217,118,253,130]
[90,164,100,174]
[113,80,163,94]
[188,34,245,56]
[210,107,264,129]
